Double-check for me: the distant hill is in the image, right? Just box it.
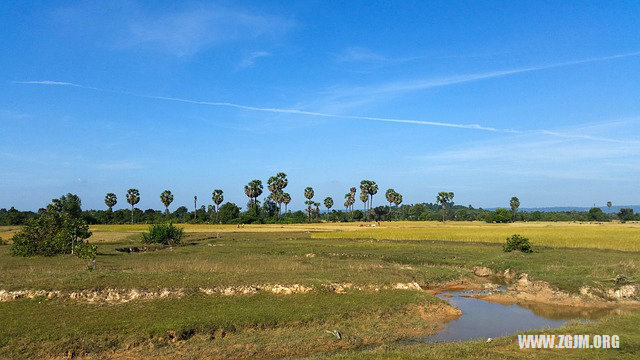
[487,205,640,214]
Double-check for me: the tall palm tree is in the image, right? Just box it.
[510,196,520,222]
[436,192,454,222]
[193,196,198,220]
[160,190,174,215]
[359,181,370,212]
[359,191,369,213]
[607,201,612,211]
[268,172,288,216]
[126,188,140,224]
[385,189,397,209]
[244,180,264,210]
[324,196,333,219]
[304,187,314,221]
[349,187,357,212]
[282,192,291,213]
[368,181,378,210]
[104,193,117,212]
[393,193,403,207]
[212,189,224,223]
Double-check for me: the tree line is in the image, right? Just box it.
[0,172,636,225]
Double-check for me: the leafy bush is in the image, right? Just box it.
[142,223,183,246]
[485,208,512,223]
[0,237,7,245]
[503,234,533,253]
[11,210,92,257]
[74,242,98,271]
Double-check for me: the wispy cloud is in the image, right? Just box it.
[237,51,271,69]
[14,74,639,142]
[334,47,389,63]
[12,80,96,89]
[311,51,640,112]
[407,120,640,182]
[52,3,294,57]
[96,161,143,170]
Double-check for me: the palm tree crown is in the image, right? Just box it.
[160,190,174,214]
[104,193,117,210]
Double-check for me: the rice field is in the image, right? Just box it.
[311,221,640,252]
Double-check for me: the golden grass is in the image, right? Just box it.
[312,221,640,252]
[2,221,639,251]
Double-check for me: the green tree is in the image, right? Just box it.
[11,205,92,257]
[267,172,288,216]
[324,196,334,218]
[510,196,520,222]
[160,190,174,214]
[104,193,117,212]
[218,202,240,223]
[436,191,454,222]
[50,193,82,218]
[607,201,612,211]
[212,189,224,223]
[304,187,314,221]
[126,189,141,224]
[244,180,263,210]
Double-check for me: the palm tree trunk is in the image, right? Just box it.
[131,205,134,224]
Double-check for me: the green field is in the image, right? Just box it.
[1,222,639,359]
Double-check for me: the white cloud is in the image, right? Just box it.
[334,47,388,63]
[52,3,294,57]
[309,51,640,113]
[237,51,271,69]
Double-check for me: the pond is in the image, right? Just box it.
[420,290,617,343]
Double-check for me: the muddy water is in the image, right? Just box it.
[421,290,616,343]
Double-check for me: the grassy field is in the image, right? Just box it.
[312,221,640,251]
[0,222,639,358]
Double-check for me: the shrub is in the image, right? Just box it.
[485,208,512,223]
[11,210,92,257]
[0,237,7,245]
[503,234,533,253]
[142,223,183,246]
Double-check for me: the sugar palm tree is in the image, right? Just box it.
[385,189,397,209]
[160,190,174,215]
[510,196,520,222]
[393,193,402,207]
[314,202,321,220]
[282,192,291,213]
[212,189,224,223]
[607,201,612,211]
[368,181,378,209]
[126,188,140,224]
[324,196,333,218]
[304,187,314,221]
[193,196,198,220]
[104,193,117,212]
[359,181,369,211]
[436,192,454,222]
[244,180,263,209]
[268,172,288,216]
[359,191,369,212]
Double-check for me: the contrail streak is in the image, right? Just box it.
[12,50,640,141]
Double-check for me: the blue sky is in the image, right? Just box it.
[1,1,640,211]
